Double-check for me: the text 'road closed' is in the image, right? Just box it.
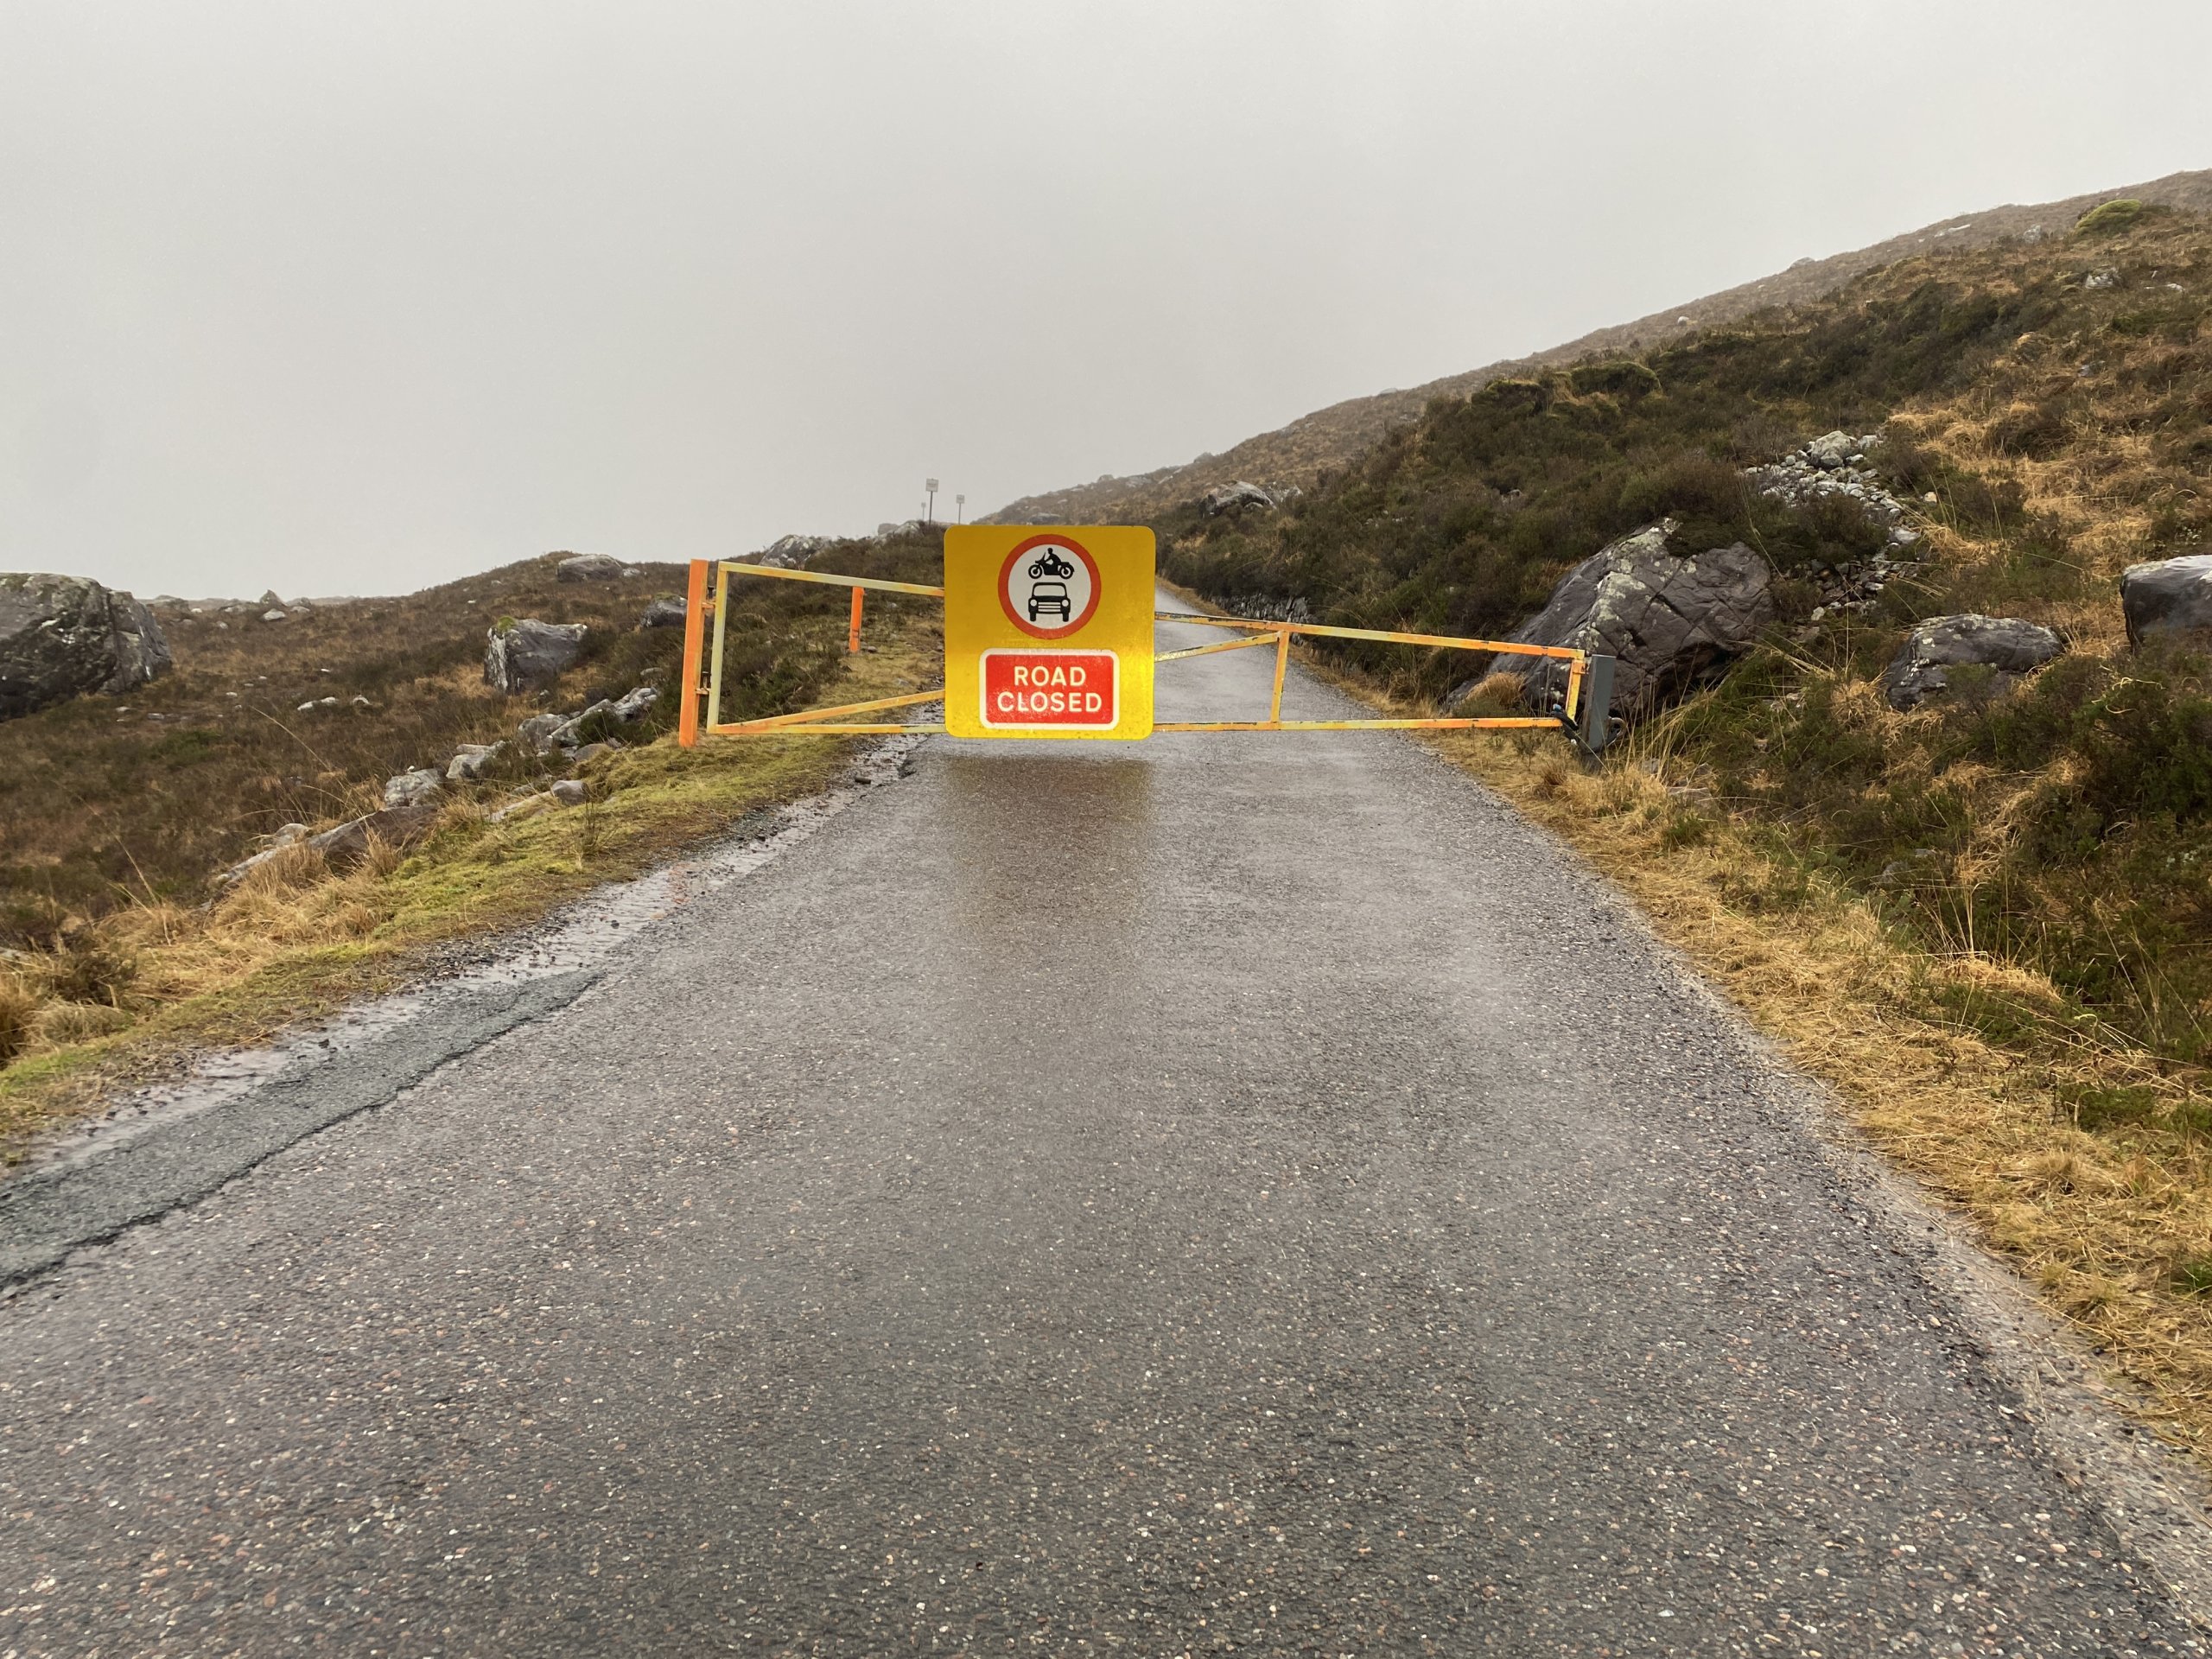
[979,650,1119,730]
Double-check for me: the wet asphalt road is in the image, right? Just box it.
[0,600,2203,1656]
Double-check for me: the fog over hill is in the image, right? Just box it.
[987,168,2212,527]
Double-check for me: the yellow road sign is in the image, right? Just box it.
[943,525,1156,741]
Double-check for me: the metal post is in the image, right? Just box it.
[1268,626,1290,724]
[1580,654,1618,755]
[847,586,865,653]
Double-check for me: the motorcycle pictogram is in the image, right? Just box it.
[1026,550,1076,581]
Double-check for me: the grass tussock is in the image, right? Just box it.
[0,531,948,1156]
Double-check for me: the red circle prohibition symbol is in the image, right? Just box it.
[998,533,1103,640]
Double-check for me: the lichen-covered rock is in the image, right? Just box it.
[541,684,661,751]
[0,573,174,720]
[484,619,587,695]
[517,711,569,754]
[1456,522,1776,716]
[640,595,688,629]
[446,742,505,781]
[1199,480,1277,517]
[2120,554,2212,645]
[1879,614,2063,710]
[381,767,446,809]
[556,551,626,582]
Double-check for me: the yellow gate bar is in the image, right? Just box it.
[718,562,948,599]
[1152,609,1578,661]
[1154,633,1281,664]
[1156,716,1566,733]
[708,689,946,735]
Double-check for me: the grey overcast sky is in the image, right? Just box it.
[3,3,2209,601]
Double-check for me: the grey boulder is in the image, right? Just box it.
[611,684,659,722]
[1460,522,1776,716]
[309,804,441,868]
[556,552,626,582]
[1802,430,1879,471]
[517,712,569,754]
[542,684,661,751]
[1879,614,2063,710]
[485,619,588,695]
[1200,480,1277,517]
[752,535,827,569]
[381,767,446,809]
[640,595,688,629]
[446,742,506,781]
[2120,553,2212,645]
[0,573,174,720]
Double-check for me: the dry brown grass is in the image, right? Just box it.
[1437,723,2212,1465]
[0,583,945,1160]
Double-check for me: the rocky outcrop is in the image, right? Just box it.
[381,768,445,809]
[640,595,688,629]
[1457,522,1776,716]
[484,619,587,695]
[516,684,662,754]
[308,804,440,868]
[446,742,505,781]
[556,552,626,582]
[1200,480,1278,517]
[752,535,828,569]
[2120,554,2212,645]
[215,804,437,885]
[1745,432,1928,622]
[1,574,174,720]
[1879,614,2063,710]
[516,712,568,753]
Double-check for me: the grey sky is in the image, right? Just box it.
[4,2,2209,601]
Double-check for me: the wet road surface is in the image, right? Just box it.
[1,599,2203,1655]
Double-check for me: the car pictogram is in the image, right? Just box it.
[1027,580,1072,622]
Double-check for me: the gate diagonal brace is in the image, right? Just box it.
[677,557,1617,753]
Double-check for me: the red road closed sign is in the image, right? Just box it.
[979,649,1118,730]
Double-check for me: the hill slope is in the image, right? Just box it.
[1161,200,2212,1069]
[987,168,2212,526]
[0,532,946,1139]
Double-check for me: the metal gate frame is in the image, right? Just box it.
[673,558,1615,752]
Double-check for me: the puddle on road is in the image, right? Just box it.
[22,734,927,1179]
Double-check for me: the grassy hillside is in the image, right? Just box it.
[989,168,2212,527]
[0,532,946,1141]
[1161,201,2212,1077]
